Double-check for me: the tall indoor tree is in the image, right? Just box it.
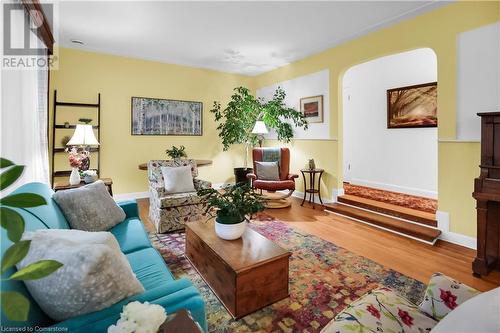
[210,86,308,182]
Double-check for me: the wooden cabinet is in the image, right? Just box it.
[472,112,500,276]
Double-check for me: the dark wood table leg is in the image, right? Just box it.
[310,172,316,209]
[317,171,324,205]
[301,171,307,206]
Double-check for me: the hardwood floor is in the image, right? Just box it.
[138,197,500,292]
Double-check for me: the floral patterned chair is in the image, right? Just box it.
[321,272,480,333]
[148,159,211,233]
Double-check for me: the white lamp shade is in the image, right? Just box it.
[252,121,269,134]
[67,124,99,146]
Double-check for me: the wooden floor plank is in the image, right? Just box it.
[138,198,500,292]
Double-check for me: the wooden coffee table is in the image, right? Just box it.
[185,220,291,318]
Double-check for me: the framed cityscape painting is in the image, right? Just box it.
[300,95,323,123]
[387,82,437,128]
[131,96,202,136]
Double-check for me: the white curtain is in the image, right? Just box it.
[0,6,50,194]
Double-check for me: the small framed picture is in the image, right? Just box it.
[300,95,323,123]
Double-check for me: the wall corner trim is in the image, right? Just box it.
[436,210,476,249]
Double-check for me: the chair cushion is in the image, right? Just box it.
[110,218,152,254]
[321,288,438,333]
[419,272,480,320]
[159,192,202,208]
[18,229,144,321]
[53,180,126,231]
[161,165,195,194]
[255,161,280,181]
[126,248,175,290]
[253,179,295,191]
[148,159,198,186]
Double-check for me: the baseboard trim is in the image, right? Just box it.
[349,178,437,199]
[113,191,149,201]
[436,210,476,249]
[291,190,334,204]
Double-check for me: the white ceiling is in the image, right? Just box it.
[58,1,448,76]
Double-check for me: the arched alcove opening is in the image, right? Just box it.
[341,48,438,200]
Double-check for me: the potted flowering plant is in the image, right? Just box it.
[108,301,167,333]
[197,183,265,240]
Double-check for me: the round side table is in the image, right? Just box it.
[300,168,324,208]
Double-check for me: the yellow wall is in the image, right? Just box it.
[51,1,499,237]
[255,1,499,237]
[50,48,254,194]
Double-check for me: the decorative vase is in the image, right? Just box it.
[69,168,81,185]
[215,219,246,240]
[308,159,316,170]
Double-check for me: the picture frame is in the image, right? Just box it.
[387,82,437,129]
[131,96,203,136]
[300,95,323,123]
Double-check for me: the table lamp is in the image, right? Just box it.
[67,124,99,171]
[252,120,268,147]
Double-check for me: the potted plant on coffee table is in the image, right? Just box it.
[197,183,265,240]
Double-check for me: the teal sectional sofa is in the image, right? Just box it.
[1,182,207,332]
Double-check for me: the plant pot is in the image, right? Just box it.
[69,168,81,185]
[234,167,253,184]
[215,218,246,240]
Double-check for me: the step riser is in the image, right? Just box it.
[338,196,437,227]
[324,204,441,243]
[326,210,436,245]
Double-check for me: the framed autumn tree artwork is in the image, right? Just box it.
[387,82,437,128]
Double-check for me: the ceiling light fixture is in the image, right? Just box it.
[70,39,84,45]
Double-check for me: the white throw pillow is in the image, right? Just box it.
[255,161,280,181]
[17,229,145,321]
[161,165,195,194]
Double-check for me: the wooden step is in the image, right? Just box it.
[324,203,441,243]
[338,194,437,227]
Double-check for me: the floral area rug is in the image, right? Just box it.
[344,183,437,214]
[150,214,425,333]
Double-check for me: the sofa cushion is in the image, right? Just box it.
[12,182,70,229]
[0,207,53,329]
[18,229,144,321]
[53,180,126,232]
[126,248,175,290]
[160,192,202,208]
[52,282,206,333]
[321,287,438,333]
[419,272,480,320]
[110,218,152,254]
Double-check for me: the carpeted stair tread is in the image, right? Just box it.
[338,194,437,227]
[324,202,441,243]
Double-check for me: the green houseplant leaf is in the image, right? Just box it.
[0,207,25,242]
[10,260,63,280]
[0,165,24,190]
[0,193,46,208]
[0,158,14,169]
[1,291,30,321]
[1,240,31,274]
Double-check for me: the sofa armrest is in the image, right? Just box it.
[287,173,299,180]
[247,173,257,180]
[117,199,139,219]
[193,178,212,190]
[149,182,166,198]
[419,272,480,320]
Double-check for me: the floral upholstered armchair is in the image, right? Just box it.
[148,159,211,233]
[321,272,481,333]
